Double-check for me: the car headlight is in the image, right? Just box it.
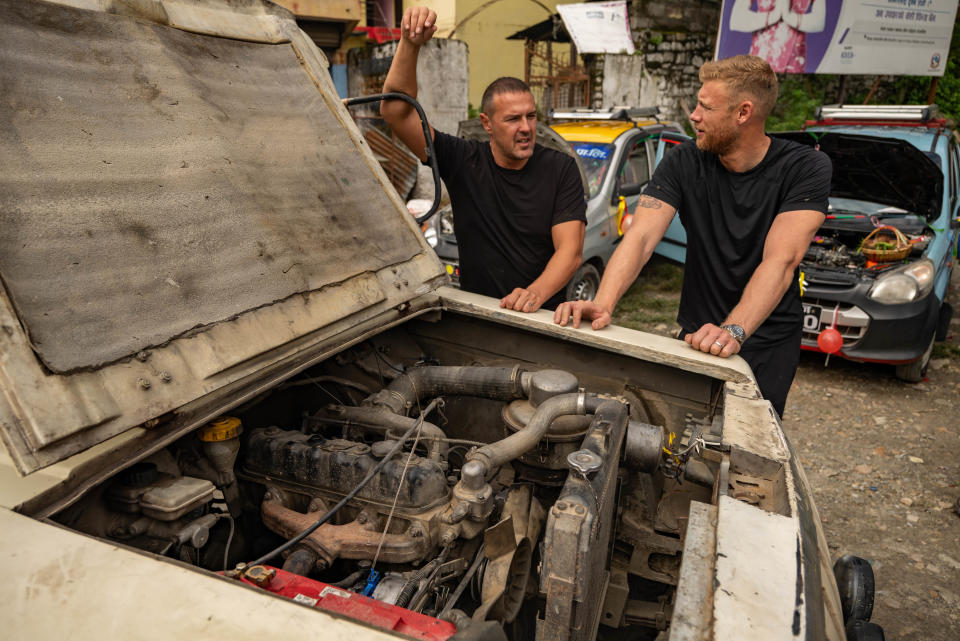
[868,258,934,304]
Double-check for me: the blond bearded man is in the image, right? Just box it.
[555,56,831,417]
[381,6,586,313]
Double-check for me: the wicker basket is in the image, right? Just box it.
[859,225,911,262]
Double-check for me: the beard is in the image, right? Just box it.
[493,133,534,163]
[696,122,737,155]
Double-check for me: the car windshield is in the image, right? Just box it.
[570,142,615,198]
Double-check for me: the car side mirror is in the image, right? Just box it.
[618,182,644,198]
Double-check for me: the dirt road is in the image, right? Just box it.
[784,304,960,639]
[616,260,960,639]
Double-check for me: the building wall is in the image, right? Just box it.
[404,0,564,111]
[347,38,469,135]
[591,0,721,127]
[379,0,722,124]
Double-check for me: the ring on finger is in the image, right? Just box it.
[714,340,724,348]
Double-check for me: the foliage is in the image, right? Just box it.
[932,342,960,360]
[767,77,823,131]
[767,20,960,130]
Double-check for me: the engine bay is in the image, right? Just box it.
[802,214,933,279]
[48,317,765,641]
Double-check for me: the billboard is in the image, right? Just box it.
[715,0,958,75]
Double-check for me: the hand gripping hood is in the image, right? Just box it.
[0,0,445,475]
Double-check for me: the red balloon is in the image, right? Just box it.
[817,327,843,354]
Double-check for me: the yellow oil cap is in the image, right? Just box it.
[199,416,242,442]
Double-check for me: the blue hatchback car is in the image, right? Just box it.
[651,105,959,381]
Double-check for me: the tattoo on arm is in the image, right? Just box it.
[637,195,664,209]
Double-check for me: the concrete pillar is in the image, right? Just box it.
[346,38,468,136]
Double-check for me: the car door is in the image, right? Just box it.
[614,132,653,218]
[651,131,691,263]
[950,136,960,256]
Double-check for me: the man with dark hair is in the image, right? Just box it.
[380,7,586,312]
[555,55,832,417]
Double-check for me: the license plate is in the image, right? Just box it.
[802,304,822,332]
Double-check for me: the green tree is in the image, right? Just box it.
[767,20,960,129]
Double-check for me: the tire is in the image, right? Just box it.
[845,620,885,641]
[935,301,952,341]
[833,555,875,624]
[895,334,935,383]
[565,263,601,302]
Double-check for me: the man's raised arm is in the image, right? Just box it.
[554,195,677,329]
[380,7,438,161]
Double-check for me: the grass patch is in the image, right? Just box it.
[932,342,960,360]
[612,257,683,332]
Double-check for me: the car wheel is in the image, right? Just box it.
[935,301,952,341]
[833,555,875,624]
[565,264,601,302]
[894,334,935,383]
[845,620,885,641]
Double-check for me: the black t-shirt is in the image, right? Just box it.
[432,130,587,310]
[643,137,831,347]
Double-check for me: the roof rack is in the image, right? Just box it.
[813,104,941,124]
[549,106,660,123]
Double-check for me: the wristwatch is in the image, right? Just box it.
[720,324,746,344]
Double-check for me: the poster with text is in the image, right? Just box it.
[715,0,958,75]
[557,1,634,55]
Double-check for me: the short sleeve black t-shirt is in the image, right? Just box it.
[431,130,587,310]
[643,137,831,347]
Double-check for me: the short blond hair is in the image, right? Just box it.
[699,55,778,119]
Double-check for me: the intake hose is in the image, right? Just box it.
[333,406,448,462]
[460,393,607,489]
[364,366,526,416]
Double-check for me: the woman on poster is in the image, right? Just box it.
[730,0,827,73]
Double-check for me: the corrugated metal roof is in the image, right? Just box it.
[363,128,419,200]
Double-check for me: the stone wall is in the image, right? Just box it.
[591,0,721,127]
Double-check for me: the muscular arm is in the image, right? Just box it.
[553,195,677,328]
[686,209,825,356]
[381,7,437,161]
[501,220,585,312]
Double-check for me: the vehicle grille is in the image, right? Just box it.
[801,297,870,348]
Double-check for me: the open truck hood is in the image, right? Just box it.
[0,0,445,475]
[773,130,943,221]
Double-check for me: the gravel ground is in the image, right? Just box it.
[616,259,960,639]
[782,271,960,641]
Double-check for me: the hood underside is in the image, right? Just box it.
[0,0,444,474]
[0,0,432,374]
[773,131,943,221]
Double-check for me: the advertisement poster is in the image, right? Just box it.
[557,1,635,54]
[715,0,958,75]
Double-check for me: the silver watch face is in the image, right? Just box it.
[722,324,746,343]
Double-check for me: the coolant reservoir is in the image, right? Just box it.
[199,417,243,486]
